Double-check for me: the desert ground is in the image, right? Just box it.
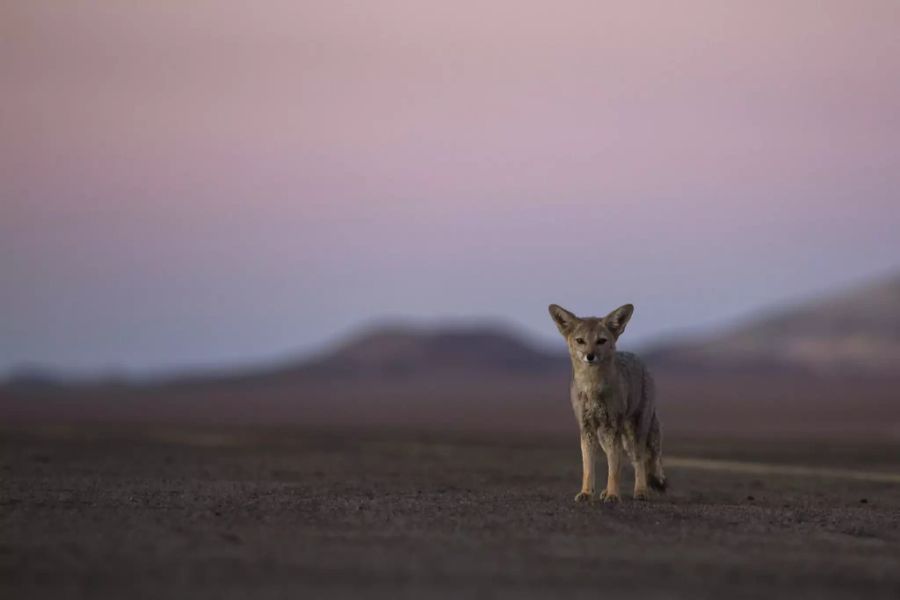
[3,424,900,599]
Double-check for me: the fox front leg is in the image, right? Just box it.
[598,434,622,503]
[575,433,597,502]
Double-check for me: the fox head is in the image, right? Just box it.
[548,303,634,367]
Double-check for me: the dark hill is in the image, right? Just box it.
[288,324,565,379]
[645,274,900,376]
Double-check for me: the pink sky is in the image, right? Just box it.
[2,1,899,373]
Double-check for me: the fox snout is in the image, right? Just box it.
[583,353,597,364]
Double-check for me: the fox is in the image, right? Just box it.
[548,303,666,503]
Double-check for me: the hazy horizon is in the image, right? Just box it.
[3,268,898,380]
[3,1,899,375]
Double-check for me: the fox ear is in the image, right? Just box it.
[548,304,578,336]
[604,304,634,339]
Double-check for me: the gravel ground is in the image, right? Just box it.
[2,425,899,599]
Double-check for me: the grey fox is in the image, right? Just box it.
[549,303,666,502]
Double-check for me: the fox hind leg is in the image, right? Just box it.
[633,457,650,500]
[623,425,651,500]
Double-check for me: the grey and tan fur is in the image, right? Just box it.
[549,303,666,503]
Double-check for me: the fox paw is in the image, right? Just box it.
[574,491,593,503]
[633,490,650,501]
[599,490,620,503]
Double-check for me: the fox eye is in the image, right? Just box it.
[597,338,608,345]
[575,337,585,345]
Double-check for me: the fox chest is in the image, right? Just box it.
[572,390,618,433]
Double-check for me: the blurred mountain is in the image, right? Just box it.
[2,275,899,437]
[0,324,573,433]
[276,324,565,379]
[645,274,900,376]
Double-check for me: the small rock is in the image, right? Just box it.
[860,498,868,504]
[747,495,755,501]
